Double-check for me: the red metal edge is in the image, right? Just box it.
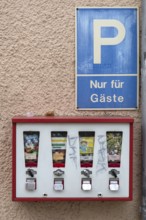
[25,162,38,167]
[53,163,65,168]
[129,121,133,201]
[12,116,134,124]
[108,163,120,168]
[12,122,16,201]
[81,163,93,167]
[12,196,132,202]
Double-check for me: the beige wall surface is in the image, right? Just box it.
[0,0,142,220]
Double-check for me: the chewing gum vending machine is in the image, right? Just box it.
[12,117,133,201]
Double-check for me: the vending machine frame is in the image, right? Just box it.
[12,116,133,201]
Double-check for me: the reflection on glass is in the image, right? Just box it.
[79,132,95,167]
[23,131,40,167]
[106,131,123,167]
[51,131,67,167]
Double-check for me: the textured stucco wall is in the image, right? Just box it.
[0,0,142,220]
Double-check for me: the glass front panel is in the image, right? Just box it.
[51,131,67,167]
[79,132,95,167]
[23,131,40,167]
[106,131,123,167]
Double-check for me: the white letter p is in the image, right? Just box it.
[93,19,126,64]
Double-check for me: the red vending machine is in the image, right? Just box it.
[12,116,133,201]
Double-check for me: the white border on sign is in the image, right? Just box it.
[75,7,139,111]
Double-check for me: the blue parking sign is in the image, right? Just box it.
[76,8,139,109]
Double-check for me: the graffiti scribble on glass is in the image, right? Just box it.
[68,135,78,168]
[96,135,107,174]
